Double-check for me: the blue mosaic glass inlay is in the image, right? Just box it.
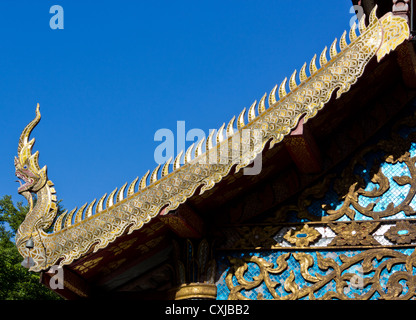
[215,248,415,300]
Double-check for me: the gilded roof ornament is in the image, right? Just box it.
[14,7,411,271]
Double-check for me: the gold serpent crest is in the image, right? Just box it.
[15,7,410,271]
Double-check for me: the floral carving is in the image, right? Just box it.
[328,222,380,246]
[385,220,416,244]
[283,225,321,247]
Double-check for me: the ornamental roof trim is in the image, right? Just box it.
[14,7,410,271]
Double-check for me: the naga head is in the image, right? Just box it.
[15,104,48,207]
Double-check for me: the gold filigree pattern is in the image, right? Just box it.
[220,218,416,250]
[14,9,410,272]
[108,238,138,256]
[73,257,103,275]
[225,249,416,300]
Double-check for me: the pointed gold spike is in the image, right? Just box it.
[349,22,357,41]
[74,202,88,224]
[17,104,41,165]
[226,116,235,137]
[299,63,308,82]
[369,5,378,25]
[309,54,318,75]
[237,108,246,130]
[96,193,107,214]
[53,210,67,232]
[185,143,195,163]
[358,14,366,34]
[258,93,267,114]
[64,207,77,228]
[320,46,328,67]
[269,85,277,106]
[116,182,127,202]
[139,170,150,190]
[162,156,172,177]
[195,137,205,157]
[150,164,161,184]
[206,130,215,151]
[329,38,337,59]
[85,199,97,218]
[289,70,297,91]
[278,78,287,100]
[106,188,118,208]
[127,177,139,196]
[340,31,348,50]
[173,150,184,170]
[248,100,257,123]
[216,123,225,144]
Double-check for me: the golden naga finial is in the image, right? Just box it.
[15,104,59,271]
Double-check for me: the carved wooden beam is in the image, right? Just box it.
[390,1,416,88]
[284,117,323,174]
[159,204,205,238]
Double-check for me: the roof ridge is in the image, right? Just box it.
[54,8,375,232]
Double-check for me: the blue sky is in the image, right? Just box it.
[0,0,353,212]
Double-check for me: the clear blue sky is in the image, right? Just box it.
[0,0,353,212]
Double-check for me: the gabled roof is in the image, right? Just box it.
[14,7,410,273]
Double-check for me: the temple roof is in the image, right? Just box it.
[14,5,414,298]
